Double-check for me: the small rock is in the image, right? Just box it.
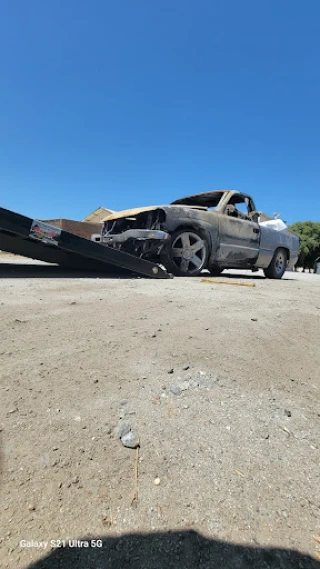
[113,422,131,440]
[179,381,190,391]
[154,477,161,486]
[71,476,79,485]
[93,379,99,384]
[150,333,157,338]
[70,302,77,305]
[168,369,174,374]
[120,400,128,406]
[170,386,181,396]
[284,409,292,417]
[28,504,36,511]
[121,432,140,449]
[182,365,190,371]
[251,318,258,322]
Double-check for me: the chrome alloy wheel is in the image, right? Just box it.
[171,231,207,275]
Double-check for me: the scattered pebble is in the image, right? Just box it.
[251,318,258,322]
[150,333,157,338]
[170,386,181,396]
[154,477,161,486]
[28,504,36,511]
[182,365,190,371]
[121,431,140,449]
[284,409,292,417]
[168,369,174,374]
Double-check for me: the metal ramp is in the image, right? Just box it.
[0,207,170,279]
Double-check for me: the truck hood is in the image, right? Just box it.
[102,205,208,222]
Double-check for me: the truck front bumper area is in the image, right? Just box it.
[102,229,170,244]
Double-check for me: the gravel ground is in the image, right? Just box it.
[0,257,320,569]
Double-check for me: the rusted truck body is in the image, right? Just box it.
[101,190,299,279]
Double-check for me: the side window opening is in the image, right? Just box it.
[225,196,251,220]
[233,200,249,215]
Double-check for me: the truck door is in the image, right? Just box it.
[218,213,260,267]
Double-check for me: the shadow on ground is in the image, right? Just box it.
[0,263,296,282]
[205,271,295,281]
[25,530,320,569]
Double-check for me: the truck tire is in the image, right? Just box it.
[160,228,209,276]
[263,248,288,279]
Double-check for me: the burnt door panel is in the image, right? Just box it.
[218,215,260,267]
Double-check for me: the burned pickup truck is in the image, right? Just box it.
[100,190,299,279]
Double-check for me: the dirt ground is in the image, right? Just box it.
[0,256,320,569]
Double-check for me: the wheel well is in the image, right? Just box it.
[276,247,290,261]
[173,224,201,233]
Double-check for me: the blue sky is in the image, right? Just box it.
[0,0,319,224]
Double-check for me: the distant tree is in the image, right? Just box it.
[289,221,320,271]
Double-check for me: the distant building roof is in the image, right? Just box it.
[82,207,115,223]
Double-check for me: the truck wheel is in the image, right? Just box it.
[263,248,288,279]
[160,229,209,276]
